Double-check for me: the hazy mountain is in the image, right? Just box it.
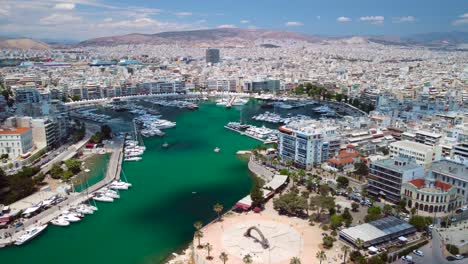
[78,28,323,47]
[0,38,50,50]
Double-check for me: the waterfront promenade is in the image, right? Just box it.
[0,139,123,248]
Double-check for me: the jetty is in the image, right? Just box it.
[0,139,124,248]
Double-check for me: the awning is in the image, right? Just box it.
[22,206,40,215]
[398,236,408,242]
[368,246,378,253]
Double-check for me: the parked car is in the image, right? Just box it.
[454,255,464,260]
[402,255,413,263]
[413,250,424,257]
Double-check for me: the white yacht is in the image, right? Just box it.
[14,224,48,245]
[110,181,131,190]
[61,212,82,222]
[214,147,220,153]
[93,194,114,202]
[51,217,70,227]
[124,157,142,162]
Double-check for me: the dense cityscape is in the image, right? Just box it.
[0,1,468,264]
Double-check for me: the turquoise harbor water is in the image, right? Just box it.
[0,102,263,264]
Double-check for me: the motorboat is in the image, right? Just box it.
[75,205,94,215]
[110,181,130,190]
[162,142,169,148]
[93,194,114,202]
[14,224,48,245]
[124,157,142,162]
[51,217,70,227]
[214,147,220,153]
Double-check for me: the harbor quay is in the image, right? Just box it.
[0,140,124,248]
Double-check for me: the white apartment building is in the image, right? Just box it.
[278,121,340,170]
[0,127,34,159]
[206,79,238,92]
[389,140,441,169]
[415,130,441,146]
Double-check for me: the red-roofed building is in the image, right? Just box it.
[401,177,463,216]
[328,145,360,172]
[0,127,33,159]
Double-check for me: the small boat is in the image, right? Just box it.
[61,212,82,222]
[124,157,142,162]
[14,224,48,245]
[51,217,70,227]
[75,205,94,215]
[93,194,114,202]
[214,147,220,153]
[84,169,91,173]
[162,142,169,148]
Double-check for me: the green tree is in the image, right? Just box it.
[354,162,368,177]
[194,221,203,231]
[365,206,382,222]
[65,158,81,174]
[330,214,343,230]
[316,250,327,264]
[318,184,330,196]
[342,208,353,227]
[290,257,301,264]
[273,191,308,216]
[323,235,334,248]
[336,176,349,188]
[213,202,224,221]
[355,238,363,250]
[351,202,360,212]
[409,215,432,231]
[250,177,264,208]
[341,244,350,264]
[243,254,253,264]
[194,230,204,249]
[50,163,64,179]
[100,124,112,139]
[383,204,393,216]
[219,252,229,264]
[205,243,213,260]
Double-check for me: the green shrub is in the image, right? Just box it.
[397,240,429,257]
[446,244,459,255]
[323,236,334,249]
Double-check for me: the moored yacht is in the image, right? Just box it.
[14,224,48,245]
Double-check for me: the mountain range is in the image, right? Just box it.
[1,28,468,49]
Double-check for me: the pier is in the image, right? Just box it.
[0,140,124,248]
[223,125,276,144]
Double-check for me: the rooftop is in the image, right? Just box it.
[390,140,434,153]
[0,127,31,135]
[431,159,468,180]
[371,158,422,172]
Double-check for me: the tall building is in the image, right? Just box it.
[389,140,441,169]
[206,49,220,64]
[368,158,424,203]
[243,80,280,92]
[278,121,340,170]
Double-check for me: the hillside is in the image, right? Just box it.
[0,38,49,50]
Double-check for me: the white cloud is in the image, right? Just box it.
[316,16,321,20]
[240,20,249,24]
[285,21,303,27]
[175,12,192,17]
[359,16,384,24]
[453,13,468,26]
[53,3,76,10]
[217,24,236,29]
[40,13,82,25]
[393,16,416,23]
[337,16,351,23]
[103,17,113,22]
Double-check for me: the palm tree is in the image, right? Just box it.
[213,202,224,221]
[194,230,204,249]
[316,250,326,264]
[355,238,363,250]
[290,257,301,264]
[194,221,203,231]
[243,254,253,264]
[205,243,213,260]
[341,244,350,264]
[219,252,229,264]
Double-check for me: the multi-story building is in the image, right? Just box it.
[206,49,220,64]
[0,127,34,159]
[278,121,340,170]
[431,160,468,203]
[401,177,462,215]
[243,80,280,92]
[415,130,441,146]
[389,140,441,169]
[31,119,58,148]
[12,86,41,103]
[206,79,237,92]
[368,158,424,203]
[452,143,468,160]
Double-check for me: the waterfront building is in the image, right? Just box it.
[401,177,462,215]
[430,160,468,203]
[30,119,58,148]
[205,48,220,64]
[278,121,340,170]
[368,158,424,203]
[0,127,33,159]
[243,79,280,92]
[389,140,441,169]
[206,79,238,92]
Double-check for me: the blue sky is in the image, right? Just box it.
[1,0,467,40]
